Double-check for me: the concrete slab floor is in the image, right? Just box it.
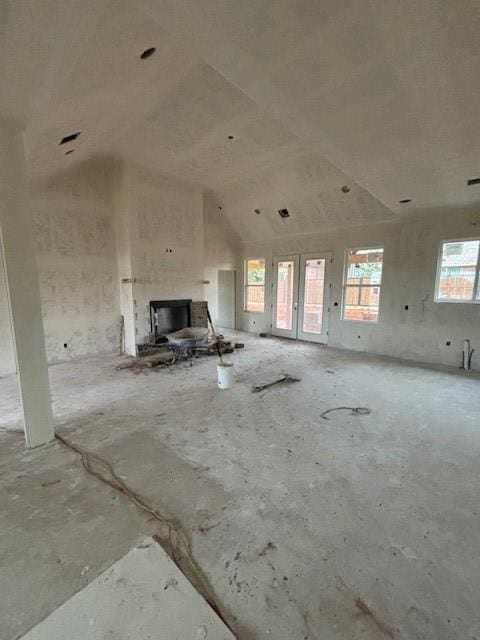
[1,332,479,640]
[21,539,234,640]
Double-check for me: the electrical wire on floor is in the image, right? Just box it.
[320,406,370,420]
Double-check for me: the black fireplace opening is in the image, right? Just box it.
[150,299,192,341]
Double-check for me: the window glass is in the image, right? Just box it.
[245,259,265,312]
[436,240,480,302]
[343,248,384,322]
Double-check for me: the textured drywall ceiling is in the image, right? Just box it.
[215,150,394,242]
[142,0,480,215]
[2,0,480,241]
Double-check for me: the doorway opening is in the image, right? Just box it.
[272,253,331,343]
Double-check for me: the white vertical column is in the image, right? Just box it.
[114,161,137,356]
[0,117,54,447]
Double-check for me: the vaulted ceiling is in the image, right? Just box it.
[1,0,480,241]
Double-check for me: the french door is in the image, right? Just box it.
[272,252,331,344]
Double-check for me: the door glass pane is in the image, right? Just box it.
[303,259,325,333]
[276,261,294,330]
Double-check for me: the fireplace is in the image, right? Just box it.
[150,299,192,341]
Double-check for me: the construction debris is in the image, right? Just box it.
[116,337,242,373]
[354,597,395,638]
[320,406,370,420]
[117,302,238,373]
[206,307,227,367]
[252,373,300,393]
[115,351,175,371]
[166,327,209,355]
[257,542,277,557]
[194,340,234,357]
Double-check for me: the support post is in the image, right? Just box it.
[0,118,54,447]
[114,161,137,356]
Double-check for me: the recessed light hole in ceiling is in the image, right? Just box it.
[399,198,412,204]
[278,208,290,219]
[59,132,81,145]
[254,209,261,215]
[467,178,480,186]
[218,206,222,210]
[140,47,156,59]
[228,135,235,140]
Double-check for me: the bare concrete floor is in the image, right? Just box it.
[1,332,480,640]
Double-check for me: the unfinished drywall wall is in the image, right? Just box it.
[203,191,241,327]
[0,159,239,373]
[239,206,480,370]
[32,161,120,364]
[118,162,206,345]
[0,160,120,375]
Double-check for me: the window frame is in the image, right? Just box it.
[434,237,480,304]
[244,257,266,313]
[342,245,384,324]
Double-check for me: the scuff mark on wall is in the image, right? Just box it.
[419,293,430,323]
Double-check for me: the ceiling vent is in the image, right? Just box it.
[467,178,480,186]
[59,132,81,145]
[278,208,290,219]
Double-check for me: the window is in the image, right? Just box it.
[244,258,265,312]
[435,239,480,303]
[343,247,384,322]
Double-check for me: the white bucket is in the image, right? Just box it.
[217,362,234,389]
